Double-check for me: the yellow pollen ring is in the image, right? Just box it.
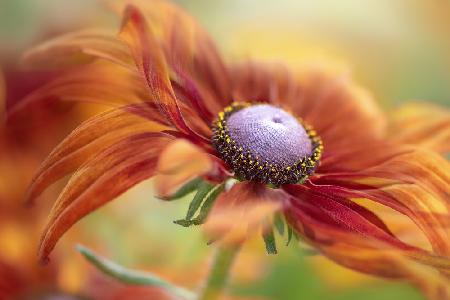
[211,102,323,186]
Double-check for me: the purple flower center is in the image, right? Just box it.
[212,102,322,186]
[226,104,312,165]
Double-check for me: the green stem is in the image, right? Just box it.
[197,245,240,300]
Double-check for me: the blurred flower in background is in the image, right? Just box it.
[0,68,89,298]
[0,1,449,300]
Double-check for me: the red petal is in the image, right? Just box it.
[312,146,450,257]
[284,184,411,250]
[119,5,209,144]
[284,184,450,281]
[115,0,231,110]
[284,183,395,237]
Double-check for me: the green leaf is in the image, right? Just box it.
[274,214,285,236]
[193,182,225,224]
[286,225,293,246]
[186,181,214,220]
[174,181,226,227]
[173,219,196,227]
[162,178,203,201]
[174,182,222,227]
[76,245,195,300]
[263,227,278,255]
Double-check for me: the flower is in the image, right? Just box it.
[0,69,90,299]
[21,0,450,298]
[2,57,219,300]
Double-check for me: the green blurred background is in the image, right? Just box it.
[1,0,449,299]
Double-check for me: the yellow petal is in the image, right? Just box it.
[390,102,450,154]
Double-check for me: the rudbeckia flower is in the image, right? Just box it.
[20,0,450,299]
[0,69,89,299]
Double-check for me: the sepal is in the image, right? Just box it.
[174,182,225,227]
[262,227,278,255]
[159,177,203,201]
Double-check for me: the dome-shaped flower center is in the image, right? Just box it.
[227,104,312,165]
[212,102,323,186]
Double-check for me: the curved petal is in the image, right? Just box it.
[9,60,212,140]
[7,61,149,119]
[317,140,410,174]
[154,139,214,198]
[119,4,210,144]
[113,0,231,112]
[230,61,296,106]
[284,184,411,251]
[312,146,450,257]
[18,3,214,141]
[283,184,450,279]
[21,29,134,70]
[230,62,387,155]
[204,182,284,245]
[26,106,170,205]
[389,102,450,154]
[38,132,173,262]
[293,67,387,152]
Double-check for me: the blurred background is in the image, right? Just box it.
[0,0,449,299]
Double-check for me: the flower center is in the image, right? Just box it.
[212,102,323,186]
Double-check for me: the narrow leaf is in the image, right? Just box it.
[77,245,195,299]
[286,225,293,246]
[274,214,285,236]
[186,181,214,219]
[263,227,278,255]
[173,219,196,227]
[193,182,225,224]
[163,177,203,201]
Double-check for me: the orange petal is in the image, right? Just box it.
[390,102,450,154]
[312,241,450,299]
[27,106,169,205]
[21,29,134,70]
[285,186,450,279]
[230,63,387,154]
[113,0,230,111]
[38,133,172,262]
[314,146,450,257]
[230,61,296,106]
[8,61,149,118]
[154,139,213,198]
[318,140,409,173]
[119,5,202,140]
[295,67,386,151]
[119,5,211,144]
[204,182,284,246]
